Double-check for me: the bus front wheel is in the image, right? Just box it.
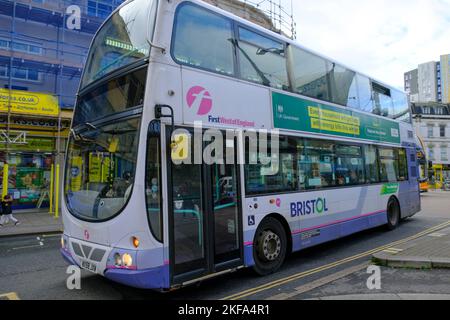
[386,198,400,231]
[253,217,287,276]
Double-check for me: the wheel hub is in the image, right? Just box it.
[261,231,282,261]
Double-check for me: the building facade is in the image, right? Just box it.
[418,61,439,103]
[0,0,125,210]
[412,102,450,180]
[405,54,450,104]
[441,54,450,104]
[405,68,419,103]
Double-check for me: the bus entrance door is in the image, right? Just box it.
[169,130,243,284]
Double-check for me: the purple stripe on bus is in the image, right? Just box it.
[106,265,138,271]
[291,210,386,235]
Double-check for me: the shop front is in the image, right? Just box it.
[0,88,71,211]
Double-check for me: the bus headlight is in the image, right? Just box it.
[122,253,133,267]
[114,253,122,266]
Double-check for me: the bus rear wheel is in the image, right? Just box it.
[253,217,287,276]
[386,198,400,231]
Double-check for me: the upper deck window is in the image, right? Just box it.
[172,4,235,76]
[81,0,157,89]
[237,27,289,90]
[289,46,332,101]
[372,82,393,117]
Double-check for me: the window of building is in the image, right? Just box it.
[172,4,235,76]
[0,65,41,82]
[428,147,435,161]
[87,0,122,18]
[440,124,446,137]
[289,46,332,102]
[0,65,7,77]
[237,27,288,90]
[0,39,42,55]
[428,125,434,138]
[441,147,448,161]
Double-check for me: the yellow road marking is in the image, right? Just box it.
[222,220,450,300]
[267,262,371,300]
[0,292,20,300]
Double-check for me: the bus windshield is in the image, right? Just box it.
[65,117,141,221]
[80,0,157,89]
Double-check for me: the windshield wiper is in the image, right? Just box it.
[70,122,101,142]
[229,39,271,87]
[85,122,98,130]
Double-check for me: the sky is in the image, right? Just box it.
[285,0,450,89]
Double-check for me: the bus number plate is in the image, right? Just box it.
[81,260,97,273]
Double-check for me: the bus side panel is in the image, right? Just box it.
[242,185,390,267]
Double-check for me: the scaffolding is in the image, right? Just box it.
[240,0,297,39]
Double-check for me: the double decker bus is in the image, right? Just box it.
[61,0,421,290]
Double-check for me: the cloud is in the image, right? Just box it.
[289,0,450,89]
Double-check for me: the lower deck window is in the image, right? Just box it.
[245,135,410,196]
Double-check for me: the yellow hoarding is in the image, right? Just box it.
[0,88,59,116]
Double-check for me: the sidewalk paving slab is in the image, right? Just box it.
[307,294,450,300]
[0,210,63,238]
[373,226,450,269]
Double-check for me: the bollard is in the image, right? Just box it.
[55,164,60,219]
[2,163,8,199]
[49,164,54,214]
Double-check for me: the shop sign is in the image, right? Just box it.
[0,88,59,117]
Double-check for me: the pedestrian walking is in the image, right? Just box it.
[0,194,20,227]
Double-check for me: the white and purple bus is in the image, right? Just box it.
[61,0,421,291]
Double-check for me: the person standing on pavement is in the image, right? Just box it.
[0,194,20,227]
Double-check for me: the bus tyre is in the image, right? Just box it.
[253,217,287,276]
[386,198,400,231]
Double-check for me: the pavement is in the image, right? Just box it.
[372,190,450,270]
[0,209,63,238]
[373,226,450,269]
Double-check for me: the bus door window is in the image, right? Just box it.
[170,130,205,271]
[212,138,240,263]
